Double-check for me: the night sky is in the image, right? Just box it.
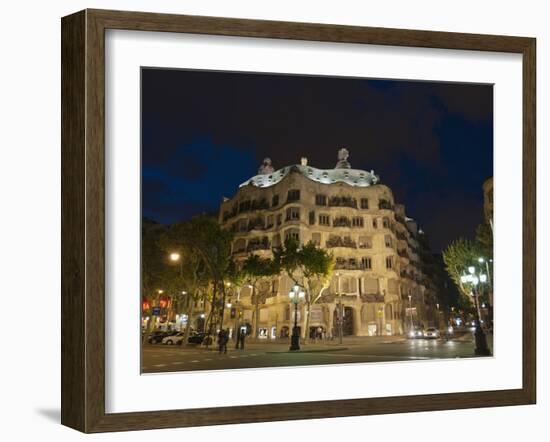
[142,68,493,252]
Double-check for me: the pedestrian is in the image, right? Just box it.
[223,329,230,354]
[239,329,246,350]
[235,328,241,350]
[218,329,228,354]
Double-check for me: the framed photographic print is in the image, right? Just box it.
[61,9,536,433]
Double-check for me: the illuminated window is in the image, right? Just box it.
[286,207,300,221]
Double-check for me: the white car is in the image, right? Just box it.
[162,332,185,345]
[423,327,441,339]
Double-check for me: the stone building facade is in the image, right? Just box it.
[218,149,433,338]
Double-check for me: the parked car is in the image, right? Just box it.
[423,327,441,339]
[408,327,424,339]
[147,331,167,344]
[148,330,178,344]
[188,332,207,345]
[162,332,186,345]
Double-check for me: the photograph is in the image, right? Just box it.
[140,68,494,373]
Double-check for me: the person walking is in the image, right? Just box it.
[239,329,246,350]
[218,329,228,354]
[235,328,241,350]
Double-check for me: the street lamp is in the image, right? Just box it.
[460,267,491,356]
[289,284,305,351]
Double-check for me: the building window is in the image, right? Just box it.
[361,257,372,270]
[319,214,330,226]
[234,238,246,253]
[286,207,300,221]
[315,194,327,206]
[360,198,369,209]
[358,236,372,249]
[385,235,393,248]
[333,216,351,227]
[383,217,390,228]
[373,218,378,228]
[266,215,274,228]
[272,194,279,207]
[352,216,364,227]
[238,218,248,232]
[385,256,394,269]
[311,232,321,246]
[285,229,300,243]
[287,189,300,202]
[276,214,282,226]
[309,211,315,225]
[272,279,279,294]
[239,200,251,212]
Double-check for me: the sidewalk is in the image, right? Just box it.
[147,334,408,354]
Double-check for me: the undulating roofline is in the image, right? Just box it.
[239,148,380,189]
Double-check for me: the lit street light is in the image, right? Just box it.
[460,267,491,356]
[289,284,305,351]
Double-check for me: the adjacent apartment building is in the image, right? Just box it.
[218,149,435,338]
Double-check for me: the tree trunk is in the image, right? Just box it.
[182,296,195,347]
[252,285,259,339]
[206,282,218,336]
[219,282,227,331]
[303,301,311,344]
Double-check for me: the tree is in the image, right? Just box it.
[160,216,234,340]
[275,238,334,342]
[142,219,167,301]
[242,254,278,339]
[141,219,168,337]
[442,238,483,310]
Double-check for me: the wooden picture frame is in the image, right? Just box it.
[61,9,536,433]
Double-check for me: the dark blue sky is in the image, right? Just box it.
[142,68,493,252]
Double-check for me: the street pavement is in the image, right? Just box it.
[142,334,493,373]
